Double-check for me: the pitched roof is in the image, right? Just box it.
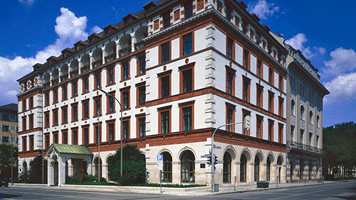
[50,144,92,155]
[0,103,17,113]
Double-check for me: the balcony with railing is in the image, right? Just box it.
[119,46,131,57]
[287,141,324,155]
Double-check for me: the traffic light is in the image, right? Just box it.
[214,155,218,166]
[207,154,212,165]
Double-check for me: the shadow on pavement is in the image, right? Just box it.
[0,193,22,199]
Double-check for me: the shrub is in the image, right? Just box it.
[108,145,148,185]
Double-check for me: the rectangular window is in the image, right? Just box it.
[94,123,101,145]
[45,92,49,106]
[45,134,50,149]
[29,96,33,109]
[279,124,283,143]
[83,100,89,119]
[184,1,193,19]
[243,77,250,102]
[268,91,274,112]
[83,76,89,93]
[53,109,58,126]
[107,122,115,142]
[291,125,295,142]
[72,80,78,97]
[107,67,115,85]
[160,74,170,98]
[53,88,58,103]
[83,126,89,145]
[256,84,263,108]
[108,92,115,113]
[72,103,78,121]
[29,135,34,151]
[182,106,192,131]
[256,116,263,139]
[279,75,284,91]
[2,125,9,132]
[160,111,170,134]
[316,135,319,148]
[278,97,284,117]
[62,106,68,124]
[257,59,262,78]
[22,137,27,152]
[122,61,130,80]
[243,49,249,69]
[29,114,34,130]
[138,54,146,75]
[62,84,67,101]
[53,132,58,144]
[163,12,170,29]
[226,106,234,132]
[121,89,130,109]
[227,37,233,59]
[309,132,313,146]
[123,120,130,140]
[62,131,68,144]
[300,129,304,144]
[269,67,274,85]
[226,69,235,95]
[161,42,170,63]
[94,97,101,117]
[22,99,27,111]
[183,33,193,56]
[182,68,193,93]
[44,112,49,128]
[138,117,146,138]
[72,129,78,145]
[94,72,101,89]
[138,85,146,106]
[268,120,274,141]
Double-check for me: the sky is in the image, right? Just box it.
[0,0,355,127]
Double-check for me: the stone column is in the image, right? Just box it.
[47,158,54,186]
[172,161,180,184]
[67,159,74,177]
[87,159,93,175]
[261,163,267,181]
[235,161,240,185]
[102,163,108,180]
[58,157,67,186]
[248,163,254,184]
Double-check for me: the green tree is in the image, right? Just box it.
[108,145,148,185]
[0,144,18,178]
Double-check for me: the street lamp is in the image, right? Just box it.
[211,116,250,192]
[9,128,16,185]
[98,88,124,177]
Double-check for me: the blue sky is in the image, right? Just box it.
[0,0,355,127]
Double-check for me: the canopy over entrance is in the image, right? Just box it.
[46,144,93,186]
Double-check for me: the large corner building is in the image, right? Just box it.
[17,0,328,187]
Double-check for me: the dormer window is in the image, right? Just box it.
[63,52,66,58]
[105,30,110,37]
[163,12,170,29]
[184,1,193,19]
[90,38,93,45]
[263,40,266,49]
[235,17,240,27]
[125,19,129,26]
[226,9,231,21]
[76,46,80,52]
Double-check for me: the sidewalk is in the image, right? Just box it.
[13,181,338,196]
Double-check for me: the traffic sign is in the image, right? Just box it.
[157,154,163,161]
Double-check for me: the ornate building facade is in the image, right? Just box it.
[17,0,326,187]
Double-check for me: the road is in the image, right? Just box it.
[0,181,355,200]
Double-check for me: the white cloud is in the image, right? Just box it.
[0,7,92,104]
[285,33,326,59]
[249,0,279,20]
[324,72,356,104]
[323,47,356,76]
[91,25,103,34]
[19,0,34,5]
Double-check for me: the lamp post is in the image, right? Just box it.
[211,115,250,192]
[98,88,124,177]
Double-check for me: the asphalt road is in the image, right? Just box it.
[0,181,355,200]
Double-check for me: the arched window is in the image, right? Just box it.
[300,106,305,120]
[266,157,271,181]
[23,161,28,174]
[317,115,320,128]
[223,152,232,183]
[291,100,295,116]
[277,156,283,183]
[309,111,313,124]
[240,154,247,182]
[162,152,172,183]
[254,156,260,182]
[181,150,195,183]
